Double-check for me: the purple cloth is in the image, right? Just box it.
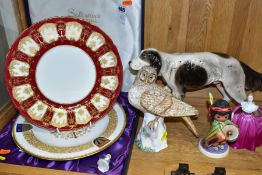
[229,105,262,151]
[0,92,137,175]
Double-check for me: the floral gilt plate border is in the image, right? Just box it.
[5,17,123,130]
[12,103,126,160]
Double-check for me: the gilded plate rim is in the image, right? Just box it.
[5,16,123,131]
[12,103,126,161]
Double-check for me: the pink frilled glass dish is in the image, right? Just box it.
[5,17,123,131]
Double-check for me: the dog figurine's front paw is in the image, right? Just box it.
[180,93,185,100]
[172,92,182,100]
[172,91,185,100]
[163,86,172,93]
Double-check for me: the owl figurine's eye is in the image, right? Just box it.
[139,70,147,81]
[148,74,156,83]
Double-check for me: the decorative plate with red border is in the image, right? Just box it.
[5,17,123,131]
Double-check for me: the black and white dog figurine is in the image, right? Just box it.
[129,48,262,103]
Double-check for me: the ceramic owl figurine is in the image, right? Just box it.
[128,66,199,136]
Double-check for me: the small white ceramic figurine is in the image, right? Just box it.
[128,66,199,152]
[136,112,168,152]
[240,94,259,113]
[97,154,111,173]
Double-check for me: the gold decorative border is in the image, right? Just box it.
[12,103,126,161]
[7,17,122,130]
[22,108,117,153]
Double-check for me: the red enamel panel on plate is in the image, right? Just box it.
[5,17,123,131]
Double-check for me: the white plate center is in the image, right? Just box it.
[36,45,96,104]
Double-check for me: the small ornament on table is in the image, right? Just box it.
[135,112,168,152]
[97,154,111,173]
[199,94,239,158]
[128,66,199,152]
[229,94,262,151]
[0,149,11,161]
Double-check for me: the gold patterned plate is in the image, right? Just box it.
[5,17,123,131]
[12,103,126,160]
